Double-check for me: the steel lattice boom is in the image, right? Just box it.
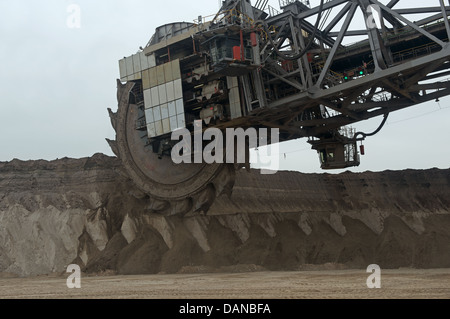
[186,0,450,168]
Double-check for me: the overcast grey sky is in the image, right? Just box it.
[0,0,449,174]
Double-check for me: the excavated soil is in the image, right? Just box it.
[0,153,449,278]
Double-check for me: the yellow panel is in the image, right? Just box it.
[142,70,150,89]
[157,65,165,85]
[149,67,158,88]
[155,120,164,136]
[162,118,171,134]
[164,62,173,83]
[172,59,181,80]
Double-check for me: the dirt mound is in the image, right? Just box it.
[0,153,449,276]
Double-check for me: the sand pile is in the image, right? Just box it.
[0,153,449,277]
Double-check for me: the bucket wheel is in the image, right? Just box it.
[106,80,235,216]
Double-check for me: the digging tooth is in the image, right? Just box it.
[145,198,193,217]
[106,139,119,157]
[191,184,216,215]
[107,108,117,131]
[147,198,170,214]
[170,198,193,216]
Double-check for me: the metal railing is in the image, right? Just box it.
[279,0,310,8]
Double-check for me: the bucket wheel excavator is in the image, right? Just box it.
[107,0,450,216]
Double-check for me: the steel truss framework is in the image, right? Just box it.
[211,0,450,142]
